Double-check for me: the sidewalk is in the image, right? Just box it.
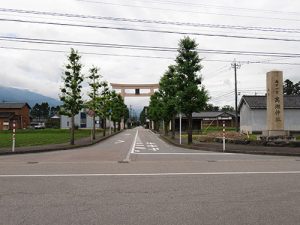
[161,135,300,157]
[0,131,122,155]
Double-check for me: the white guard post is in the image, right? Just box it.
[223,121,226,152]
[179,113,182,145]
[12,121,16,152]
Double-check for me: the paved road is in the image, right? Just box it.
[0,127,300,225]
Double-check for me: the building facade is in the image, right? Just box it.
[239,95,300,134]
[0,102,31,130]
[175,111,237,132]
[60,110,112,129]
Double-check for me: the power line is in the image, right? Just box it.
[124,0,300,16]
[0,46,174,59]
[3,18,300,43]
[3,36,300,59]
[76,0,300,23]
[2,45,300,66]
[212,91,235,99]
[204,66,231,80]
[1,8,300,34]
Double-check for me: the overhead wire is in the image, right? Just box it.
[1,8,300,34]
[2,36,300,59]
[122,0,300,16]
[75,0,300,23]
[3,17,300,43]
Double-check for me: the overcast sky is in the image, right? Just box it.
[1,0,300,111]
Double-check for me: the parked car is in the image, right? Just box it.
[30,122,45,129]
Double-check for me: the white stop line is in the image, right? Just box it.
[0,171,300,178]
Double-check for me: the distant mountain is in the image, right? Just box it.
[0,86,61,107]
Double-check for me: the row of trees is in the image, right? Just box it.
[31,103,59,120]
[147,36,209,144]
[59,49,128,145]
[283,79,300,95]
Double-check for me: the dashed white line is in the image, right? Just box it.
[1,171,300,177]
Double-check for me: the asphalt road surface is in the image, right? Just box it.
[0,127,299,225]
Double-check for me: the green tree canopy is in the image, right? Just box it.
[148,92,164,132]
[284,79,300,95]
[221,105,234,112]
[204,104,220,111]
[86,66,102,140]
[159,65,178,137]
[59,48,84,145]
[175,36,209,144]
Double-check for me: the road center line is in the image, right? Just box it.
[0,171,300,178]
[123,129,139,162]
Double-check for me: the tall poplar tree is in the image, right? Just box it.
[159,65,178,138]
[175,36,208,144]
[98,81,110,136]
[60,48,84,145]
[87,66,102,140]
[148,92,164,132]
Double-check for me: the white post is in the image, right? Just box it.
[223,121,226,152]
[12,121,16,152]
[109,114,112,135]
[179,113,182,145]
[91,128,93,142]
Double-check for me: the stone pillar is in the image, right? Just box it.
[121,88,125,98]
[150,88,154,95]
[121,118,124,129]
[264,70,286,136]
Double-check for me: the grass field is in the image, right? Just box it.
[0,129,103,148]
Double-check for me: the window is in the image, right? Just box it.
[80,112,87,128]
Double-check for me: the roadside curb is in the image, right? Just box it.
[0,130,123,156]
[160,135,300,157]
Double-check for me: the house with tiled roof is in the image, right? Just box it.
[0,102,31,130]
[238,95,300,134]
[175,111,238,131]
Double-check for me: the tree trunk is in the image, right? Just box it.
[113,121,116,133]
[92,114,96,140]
[164,120,169,136]
[118,121,121,131]
[103,118,106,137]
[155,121,160,132]
[171,114,176,139]
[187,114,193,145]
[70,115,75,145]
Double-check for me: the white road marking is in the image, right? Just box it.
[131,152,235,155]
[135,150,140,153]
[1,171,300,178]
[124,134,131,136]
[123,129,139,162]
[114,140,125,144]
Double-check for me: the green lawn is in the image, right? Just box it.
[0,129,103,148]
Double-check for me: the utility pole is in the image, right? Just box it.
[231,59,241,132]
